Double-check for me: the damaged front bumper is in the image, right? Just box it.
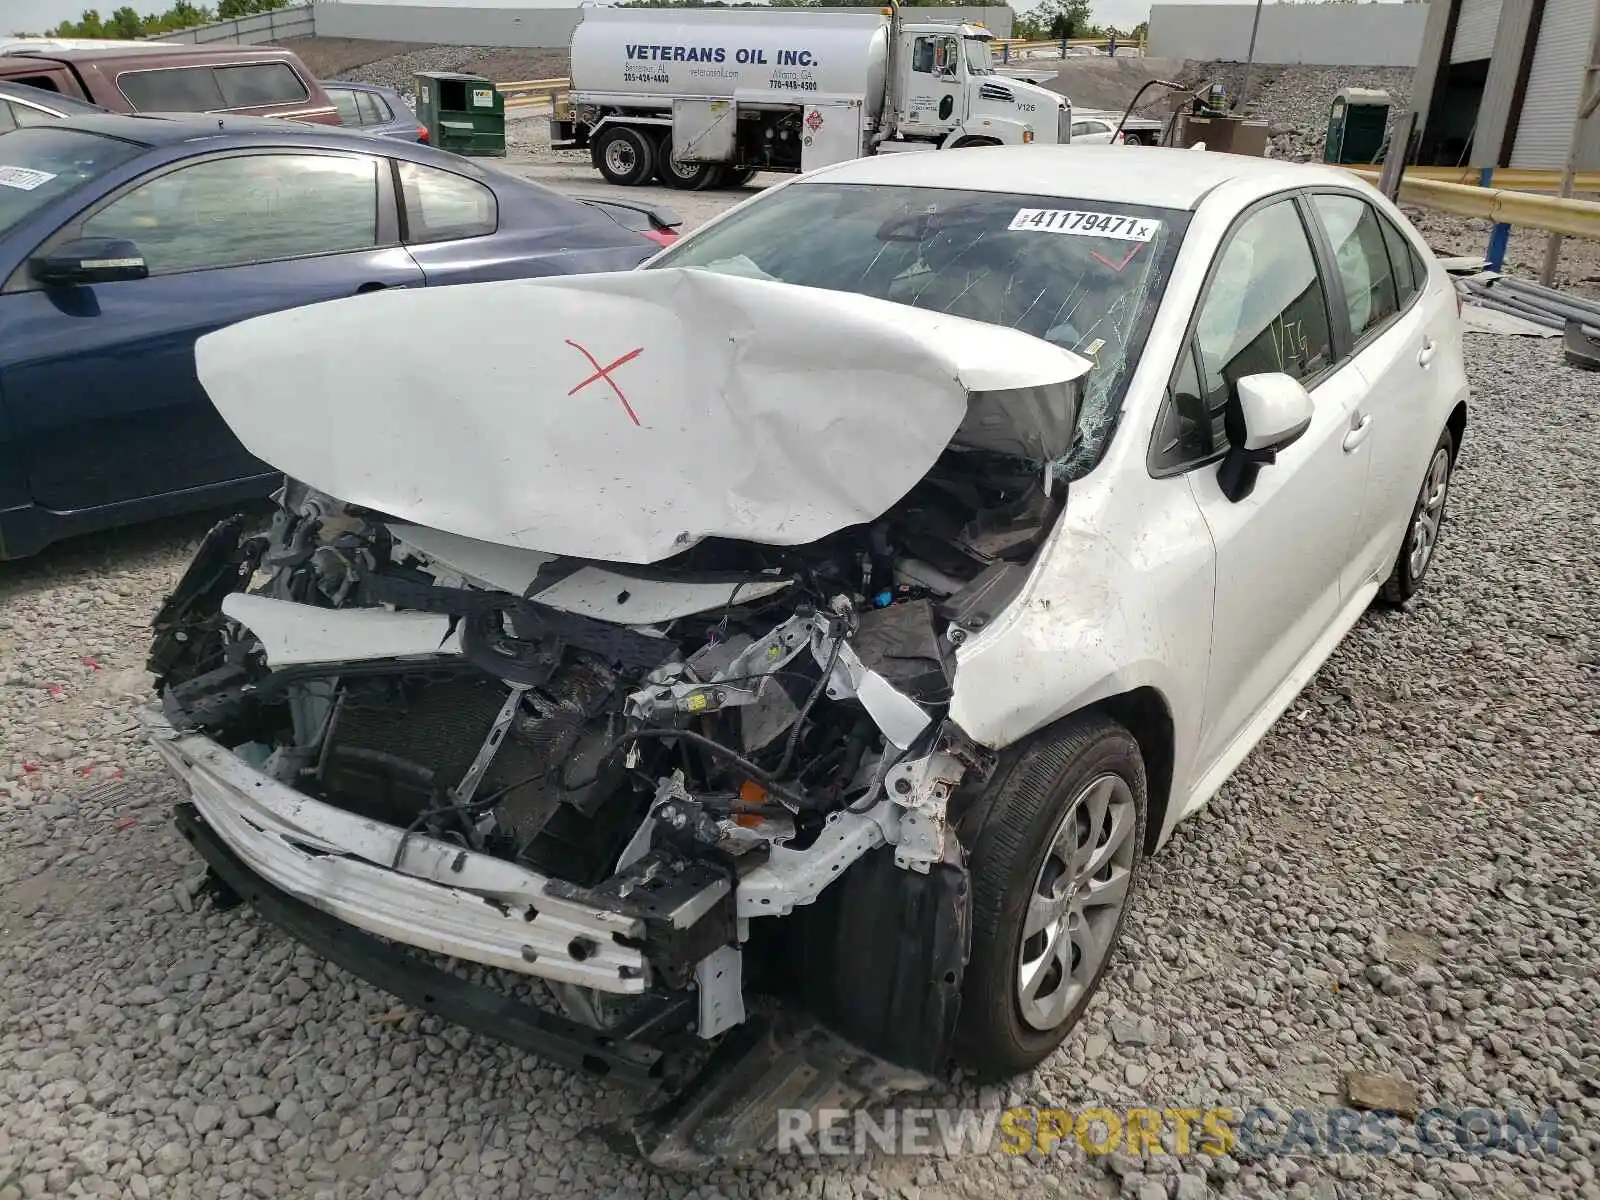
[140,704,732,995]
[143,700,948,1167]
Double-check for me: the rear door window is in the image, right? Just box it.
[118,67,226,112]
[357,91,392,124]
[0,104,15,133]
[1378,212,1419,304]
[1310,192,1400,342]
[397,161,497,243]
[214,63,309,108]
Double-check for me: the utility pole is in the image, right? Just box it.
[1238,0,1265,110]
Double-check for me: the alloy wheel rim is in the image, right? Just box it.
[1016,773,1137,1032]
[1409,448,1451,579]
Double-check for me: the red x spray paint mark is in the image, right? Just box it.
[566,339,644,426]
[1091,243,1142,273]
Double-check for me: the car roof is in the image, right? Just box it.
[802,145,1364,211]
[326,80,402,95]
[33,111,528,186]
[41,111,323,146]
[7,45,300,62]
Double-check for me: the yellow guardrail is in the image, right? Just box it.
[1350,165,1600,193]
[498,77,567,109]
[1348,169,1600,240]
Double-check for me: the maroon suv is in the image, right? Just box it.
[0,44,340,124]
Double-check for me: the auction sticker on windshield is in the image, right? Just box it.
[0,166,56,191]
[1009,209,1160,241]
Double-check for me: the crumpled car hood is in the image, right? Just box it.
[195,267,1090,565]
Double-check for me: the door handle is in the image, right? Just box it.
[1343,411,1373,452]
[1417,337,1437,368]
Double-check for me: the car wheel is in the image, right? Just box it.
[954,713,1147,1080]
[656,136,721,190]
[594,127,656,187]
[1380,425,1456,605]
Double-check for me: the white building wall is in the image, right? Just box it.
[1509,0,1600,168]
[1147,3,1429,67]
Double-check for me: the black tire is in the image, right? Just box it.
[723,167,758,187]
[655,135,721,190]
[951,136,1003,149]
[954,713,1148,1080]
[1379,424,1456,605]
[593,126,656,187]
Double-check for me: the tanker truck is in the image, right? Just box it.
[549,3,1072,189]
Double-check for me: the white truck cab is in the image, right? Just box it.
[551,5,1072,189]
[890,22,1066,146]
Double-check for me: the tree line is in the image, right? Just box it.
[17,0,289,39]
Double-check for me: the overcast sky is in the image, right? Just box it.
[7,0,1413,41]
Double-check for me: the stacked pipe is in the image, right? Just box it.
[1458,275,1600,370]
[1458,274,1600,333]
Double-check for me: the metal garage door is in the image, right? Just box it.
[1510,0,1599,168]
[1451,0,1503,62]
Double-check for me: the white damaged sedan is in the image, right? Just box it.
[141,146,1468,1163]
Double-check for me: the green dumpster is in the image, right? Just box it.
[1323,87,1391,165]
[415,71,506,157]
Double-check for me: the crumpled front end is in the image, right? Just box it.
[142,270,1092,1164]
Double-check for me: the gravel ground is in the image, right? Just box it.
[283,36,570,93]
[3,290,1599,1198]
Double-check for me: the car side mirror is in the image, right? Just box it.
[1216,372,1314,503]
[30,237,149,288]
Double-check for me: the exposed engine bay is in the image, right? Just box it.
[142,269,1092,1164]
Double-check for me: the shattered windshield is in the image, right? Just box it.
[648,182,1188,479]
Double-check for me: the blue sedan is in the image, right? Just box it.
[0,113,671,560]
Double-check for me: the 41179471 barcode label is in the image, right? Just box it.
[1008,209,1161,242]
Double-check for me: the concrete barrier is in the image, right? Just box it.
[145,4,315,46]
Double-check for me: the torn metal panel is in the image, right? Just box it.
[221,593,462,668]
[194,268,1090,565]
[389,523,795,622]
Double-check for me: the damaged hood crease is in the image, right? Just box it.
[194,268,1090,565]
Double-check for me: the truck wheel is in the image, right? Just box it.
[656,137,721,190]
[594,127,656,187]
[724,168,758,187]
[953,712,1147,1080]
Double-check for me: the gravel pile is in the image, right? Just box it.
[1179,61,1414,162]
[331,44,570,95]
[3,318,1598,1196]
